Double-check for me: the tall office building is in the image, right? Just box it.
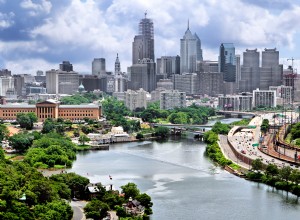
[127,58,156,92]
[260,48,282,90]
[59,61,73,72]
[239,49,260,93]
[180,21,203,74]
[92,58,106,76]
[156,56,180,77]
[132,13,154,64]
[46,69,79,94]
[219,43,236,82]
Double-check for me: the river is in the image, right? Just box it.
[69,119,300,220]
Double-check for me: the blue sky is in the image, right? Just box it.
[1,0,300,74]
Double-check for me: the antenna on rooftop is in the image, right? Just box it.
[145,10,147,18]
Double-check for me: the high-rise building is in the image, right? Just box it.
[173,73,199,95]
[0,69,11,77]
[260,48,282,90]
[92,58,106,76]
[235,55,241,86]
[132,13,154,64]
[127,58,156,92]
[59,61,73,72]
[219,43,236,82]
[180,21,203,74]
[239,49,260,92]
[0,77,15,97]
[199,72,224,96]
[197,61,219,73]
[156,56,180,77]
[46,69,79,94]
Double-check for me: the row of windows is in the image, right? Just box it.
[59,110,94,113]
[2,109,35,113]
[59,114,94,117]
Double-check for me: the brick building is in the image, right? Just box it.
[0,99,101,122]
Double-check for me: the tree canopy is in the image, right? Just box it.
[16,112,38,130]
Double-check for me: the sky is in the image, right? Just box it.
[1,0,300,75]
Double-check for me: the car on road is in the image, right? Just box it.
[241,150,246,154]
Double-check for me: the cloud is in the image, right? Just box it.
[0,12,14,29]
[20,0,52,16]
[1,0,300,74]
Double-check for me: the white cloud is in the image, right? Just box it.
[20,0,52,16]
[0,12,14,29]
[2,0,300,74]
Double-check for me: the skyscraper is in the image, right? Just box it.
[92,58,106,76]
[132,13,154,64]
[180,21,203,74]
[127,58,156,92]
[239,49,260,92]
[59,61,73,72]
[219,43,236,82]
[260,48,282,90]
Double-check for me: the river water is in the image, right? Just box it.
[69,119,300,220]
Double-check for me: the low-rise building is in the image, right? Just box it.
[160,90,186,110]
[0,99,101,122]
[252,89,276,108]
[218,94,253,111]
[124,89,147,111]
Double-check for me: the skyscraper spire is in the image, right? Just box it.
[145,10,147,18]
[187,19,189,30]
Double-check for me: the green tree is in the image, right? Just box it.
[290,169,300,185]
[203,131,218,145]
[50,173,89,199]
[279,166,292,183]
[154,126,169,138]
[16,112,38,130]
[8,132,34,152]
[79,134,90,146]
[265,163,279,178]
[251,158,263,172]
[84,199,109,220]
[121,182,140,199]
[211,122,230,135]
[136,133,144,140]
[42,118,56,134]
[0,124,9,141]
[136,193,153,215]
[261,119,270,133]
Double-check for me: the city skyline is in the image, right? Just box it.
[0,0,300,74]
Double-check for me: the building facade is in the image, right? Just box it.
[173,73,199,95]
[92,58,106,76]
[132,14,154,64]
[239,49,260,93]
[127,58,156,92]
[219,43,236,82]
[180,22,202,74]
[252,89,276,108]
[46,69,79,94]
[0,99,101,122]
[218,94,252,111]
[160,90,186,110]
[198,72,224,96]
[124,89,147,111]
[157,56,180,77]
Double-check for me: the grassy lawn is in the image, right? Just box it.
[75,144,91,151]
